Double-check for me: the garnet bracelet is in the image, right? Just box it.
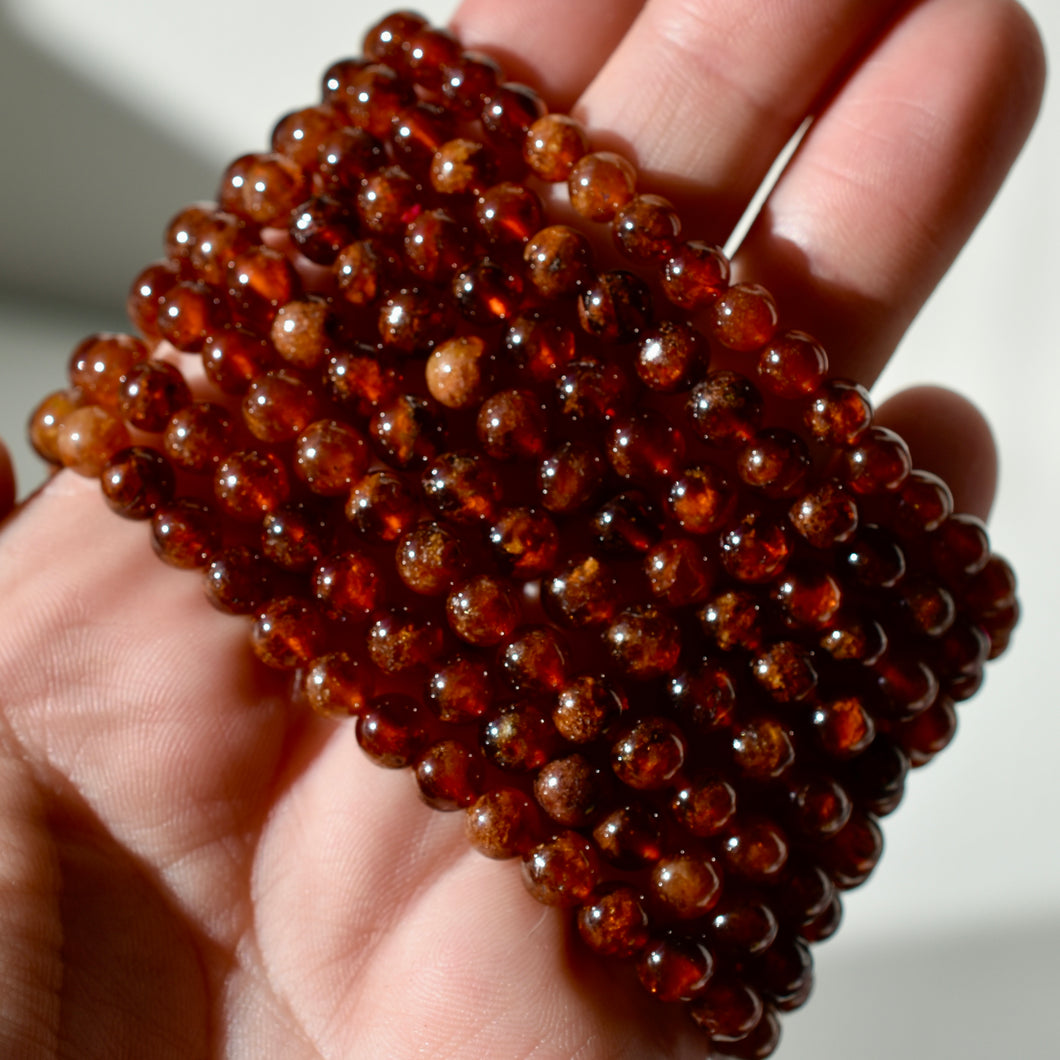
[27,9,1018,1056]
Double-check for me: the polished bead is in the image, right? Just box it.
[326,345,400,416]
[731,717,796,780]
[204,545,272,615]
[612,194,681,263]
[313,550,386,618]
[644,539,715,607]
[789,776,852,839]
[523,225,593,298]
[804,379,873,447]
[407,28,468,90]
[346,470,420,541]
[362,10,428,66]
[650,852,722,920]
[162,401,233,474]
[415,739,483,810]
[670,773,737,838]
[270,102,344,170]
[242,370,318,443]
[452,257,523,323]
[294,419,369,495]
[899,578,957,637]
[592,804,664,869]
[422,450,504,524]
[403,209,469,282]
[844,425,912,494]
[69,332,148,409]
[553,673,629,743]
[261,503,327,572]
[120,361,191,432]
[28,388,82,465]
[687,371,764,448]
[303,651,374,718]
[800,894,843,944]
[568,151,636,222]
[101,446,175,519]
[500,625,568,693]
[424,335,491,409]
[56,406,131,477]
[661,240,729,311]
[488,506,560,579]
[201,326,275,394]
[963,554,1018,620]
[635,320,703,391]
[477,388,550,460]
[689,978,765,1044]
[370,394,444,469]
[390,101,455,168]
[666,464,735,535]
[475,182,543,245]
[611,716,686,790]
[447,575,521,646]
[736,429,810,499]
[840,524,906,589]
[251,596,326,670]
[787,481,859,549]
[819,811,884,889]
[522,831,600,907]
[755,936,813,1012]
[720,509,791,583]
[481,82,546,142]
[929,513,991,581]
[480,701,556,772]
[636,937,713,1003]
[221,151,309,226]
[771,568,842,629]
[524,113,588,182]
[891,468,954,537]
[440,52,501,112]
[721,818,789,880]
[668,660,738,733]
[344,65,416,138]
[504,314,577,384]
[357,165,421,234]
[367,607,444,674]
[577,884,651,958]
[356,693,428,767]
[151,500,219,568]
[534,753,602,827]
[756,330,828,398]
[288,195,358,265]
[577,270,653,342]
[896,694,958,766]
[556,359,633,424]
[712,283,778,351]
[396,521,466,595]
[606,411,685,482]
[426,655,494,723]
[842,738,908,818]
[818,612,887,664]
[774,862,834,926]
[751,640,818,703]
[812,696,876,759]
[377,287,450,354]
[334,239,402,306]
[710,898,779,956]
[699,589,764,652]
[214,449,289,520]
[542,553,618,628]
[724,1006,781,1059]
[605,604,682,680]
[873,650,940,720]
[466,787,540,858]
[227,245,298,329]
[429,137,497,196]
[537,442,607,514]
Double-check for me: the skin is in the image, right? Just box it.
[0,1,1045,1056]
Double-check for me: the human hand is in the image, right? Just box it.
[0,1,1044,1057]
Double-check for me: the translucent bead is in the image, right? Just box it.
[818,612,887,664]
[844,425,912,494]
[396,522,465,596]
[841,738,908,817]
[840,524,906,589]
[666,464,735,535]
[521,831,600,907]
[553,673,629,743]
[242,370,319,444]
[288,195,358,265]
[421,450,504,524]
[929,513,991,581]
[963,554,1017,619]
[318,127,386,195]
[356,694,428,768]
[710,898,779,956]
[158,281,224,353]
[789,776,853,839]
[293,419,369,495]
[661,240,730,311]
[756,330,828,399]
[370,394,443,469]
[670,773,737,838]
[611,716,686,790]
[689,978,765,1045]
[261,503,327,572]
[68,332,149,410]
[403,209,469,282]
[446,575,521,646]
[751,641,818,703]
[407,28,465,91]
[214,450,290,520]
[719,509,792,583]
[612,194,681,263]
[202,327,275,395]
[162,401,233,473]
[699,589,764,652]
[811,695,876,758]
[120,361,191,432]
[251,596,326,670]
[100,446,175,519]
[896,694,958,766]
[523,225,593,298]
[556,360,633,424]
[605,604,682,680]
[731,717,796,780]
[378,287,450,354]
[500,625,568,693]
[534,753,602,827]
[592,490,663,557]
[736,429,810,499]
[804,379,873,447]
[635,320,704,391]
[390,101,455,169]
[427,655,494,723]
[312,550,386,618]
[721,817,789,880]
[898,578,956,637]
[504,315,577,384]
[537,442,607,514]
[891,468,954,537]
[711,283,779,351]
[366,607,445,674]
[773,862,834,925]
[345,470,419,542]
[568,152,636,222]
[227,245,298,329]
[481,82,546,143]
[787,481,859,549]
[687,371,764,448]
[872,650,940,720]
[650,852,722,920]
[424,334,492,409]
[475,182,543,245]
[577,884,651,958]
[452,257,524,323]
[56,406,131,477]
[28,388,82,465]
[466,788,540,858]
[488,506,560,579]
[592,804,664,869]
[439,52,501,113]
[477,389,550,461]
[344,65,416,139]
[429,137,497,196]
[415,739,483,810]
[334,239,402,306]
[668,660,738,733]
[755,936,813,1012]
[362,10,428,66]
[524,113,588,182]
[819,810,884,889]
[635,936,713,1003]
[151,500,220,569]
[481,701,556,772]
[204,545,272,615]
[577,270,653,342]
[644,537,714,606]
[542,553,618,628]
[303,651,374,718]
[771,568,842,629]
[127,260,180,339]
[221,151,309,226]
[326,345,400,417]
[270,102,344,170]
[606,411,686,482]
[357,165,421,234]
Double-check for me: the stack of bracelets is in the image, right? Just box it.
[26,9,1019,1057]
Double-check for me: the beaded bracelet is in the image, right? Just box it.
[28,9,1018,1057]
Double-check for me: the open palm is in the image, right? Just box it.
[0,1,1044,1058]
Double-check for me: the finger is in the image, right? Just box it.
[0,440,15,521]
[572,0,910,240]
[450,0,645,110]
[876,385,998,521]
[735,0,1045,383]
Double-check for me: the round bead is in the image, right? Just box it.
[538,442,607,514]
[523,225,593,298]
[425,335,491,409]
[303,652,374,718]
[650,852,722,920]
[524,113,588,182]
[69,332,148,407]
[476,389,549,460]
[480,701,556,772]
[553,673,628,744]
[422,450,503,524]
[120,361,191,432]
[415,739,483,810]
[214,450,289,520]
[666,464,735,535]
[446,575,521,646]
[488,506,560,579]
[577,884,651,958]
[346,470,420,542]
[426,655,494,723]
[313,551,386,618]
[100,447,175,519]
[593,805,665,871]
[688,371,764,448]
[533,754,602,827]
[756,330,828,398]
[293,419,369,495]
[668,660,738,732]
[251,596,326,670]
[522,831,600,907]
[356,694,428,768]
[204,546,272,615]
[29,389,82,465]
[721,818,790,880]
[568,152,636,222]
[719,510,791,583]
[367,607,444,674]
[731,717,796,780]
[500,625,568,693]
[635,320,703,391]
[611,716,686,790]
[151,500,219,569]
[396,521,466,596]
[804,379,873,447]
[56,406,131,477]
[466,788,540,858]
[661,240,729,310]
[636,937,713,1003]
[577,270,652,342]
[711,283,779,351]
[604,604,682,680]
[612,194,681,263]
[670,773,737,838]
[542,553,618,628]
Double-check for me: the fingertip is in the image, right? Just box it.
[875,385,998,522]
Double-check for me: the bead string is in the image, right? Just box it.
[28,9,1019,1057]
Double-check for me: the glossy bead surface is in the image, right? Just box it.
[466,788,540,858]
[523,113,588,182]
[611,716,686,790]
[522,831,601,907]
[577,884,651,958]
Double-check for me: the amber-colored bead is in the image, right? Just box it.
[119,361,191,432]
[666,464,734,536]
[687,371,764,448]
[577,884,650,958]
[424,335,491,409]
[670,773,737,838]
[396,522,465,596]
[227,245,298,328]
[427,655,494,723]
[313,550,386,618]
[872,650,940,720]
[488,506,560,579]
[755,936,813,1012]
[101,447,175,519]
[844,425,912,495]
[504,315,576,385]
[689,978,765,1045]
[334,239,402,306]
[543,553,618,628]
[500,626,568,693]
[711,898,779,957]
[523,113,587,182]
[242,370,318,444]
[812,696,876,758]
[523,225,593,298]
[28,388,82,465]
[605,604,682,680]
[319,127,386,195]
[568,152,636,222]
[481,700,557,772]
[320,57,369,109]
[553,673,628,744]
[475,182,543,245]
[214,450,289,521]
[737,429,810,499]
[477,389,550,461]
[370,394,443,469]
[819,810,884,889]
[69,332,148,410]
[538,442,607,514]
[293,419,369,496]
[201,326,275,394]
[592,491,662,557]
[787,481,858,549]
[56,406,131,477]
[556,360,633,425]
[261,503,327,572]
[789,776,852,839]
[378,287,450,354]
[699,589,764,653]
[466,787,540,858]
[607,411,686,483]
[818,611,887,664]
[356,165,421,235]
[651,852,722,921]
[644,537,714,607]
[404,28,463,91]
[661,240,729,311]
[592,804,664,869]
[251,596,326,670]
[522,830,600,907]
[963,554,1017,620]
[151,500,219,569]
[840,524,907,589]
[204,545,272,615]
[891,468,954,537]
[843,738,908,817]
[288,195,358,265]
[221,151,309,226]
[635,320,703,392]
[751,641,818,703]
[367,607,445,674]
[804,378,873,447]
[447,575,521,646]
[270,102,344,170]
[725,1007,782,1060]
[712,283,778,351]
[183,209,257,289]
[720,510,792,583]
[721,818,789,880]
[774,862,834,926]
[162,402,233,474]
[303,651,374,718]
[481,82,546,143]
[127,260,180,338]
[346,470,419,542]
[800,894,843,944]
[390,101,455,169]
[416,738,483,810]
[440,52,501,112]
[403,209,469,283]
[429,137,497,196]
[929,513,991,581]
[345,65,416,139]
[732,717,796,781]
[326,345,400,417]
[899,578,956,637]
[452,257,524,323]
[756,330,828,399]
[636,937,713,1003]
[577,270,652,342]
[422,450,503,524]
[896,694,958,766]
[611,716,686,790]
[362,10,428,65]
[612,194,681,263]
[668,660,738,733]
[534,753,602,827]
[771,568,842,629]
[356,693,428,768]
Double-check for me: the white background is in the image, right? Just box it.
[0,0,1056,1056]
